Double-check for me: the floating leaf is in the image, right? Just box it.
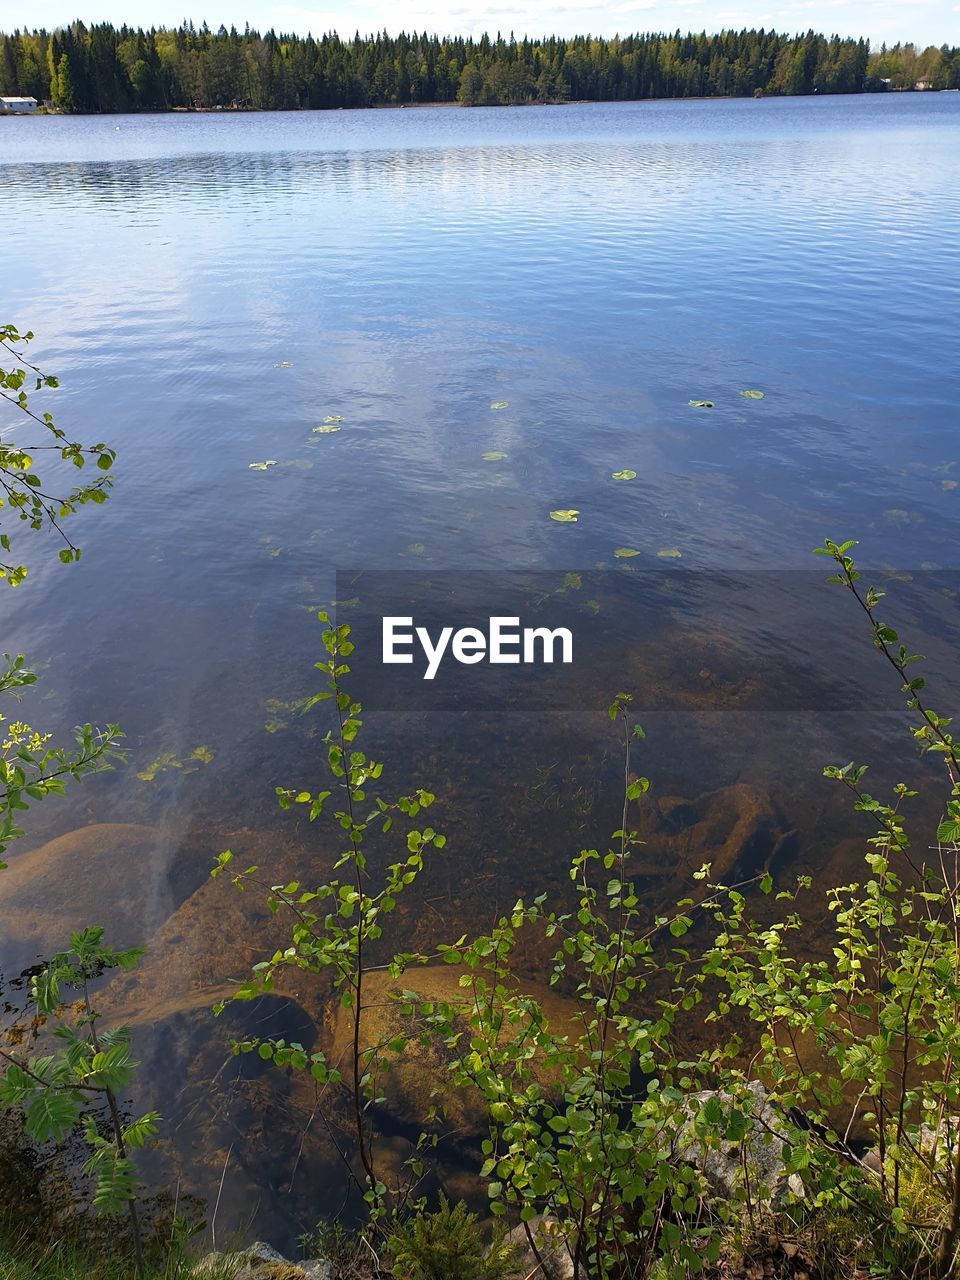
[549,509,580,523]
[190,745,215,765]
[740,389,764,399]
[273,361,293,369]
[249,460,278,470]
[688,400,714,409]
[490,401,509,410]
[324,414,344,423]
[482,451,508,461]
[313,424,342,435]
[611,469,637,481]
[657,547,682,559]
[614,548,641,558]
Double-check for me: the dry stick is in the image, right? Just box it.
[210,1141,234,1254]
[165,1176,181,1280]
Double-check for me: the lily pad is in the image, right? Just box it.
[657,547,682,559]
[482,451,508,461]
[689,400,714,409]
[614,548,641,558]
[273,361,293,369]
[550,509,580,523]
[324,414,344,423]
[611,469,637,481]
[249,460,278,470]
[740,389,765,399]
[313,424,342,434]
[490,401,509,410]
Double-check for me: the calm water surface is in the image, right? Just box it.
[2,93,960,1239]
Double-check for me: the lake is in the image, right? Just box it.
[1,92,960,1243]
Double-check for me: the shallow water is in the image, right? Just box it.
[2,93,960,1243]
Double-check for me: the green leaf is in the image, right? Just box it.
[611,469,637,481]
[482,451,508,461]
[549,509,580,523]
[656,548,682,559]
[739,389,764,399]
[614,548,641,558]
[489,401,508,410]
[26,1090,80,1143]
[689,399,714,408]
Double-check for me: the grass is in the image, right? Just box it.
[0,1230,238,1280]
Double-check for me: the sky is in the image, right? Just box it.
[2,0,957,46]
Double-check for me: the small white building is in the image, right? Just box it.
[0,97,39,113]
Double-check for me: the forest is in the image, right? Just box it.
[1,23,958,113]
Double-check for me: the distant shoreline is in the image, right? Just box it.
[7,89,952,120]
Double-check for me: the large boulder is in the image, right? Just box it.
[197,1241,332,1280]
[504,1216,574,1280]
[675,1079,803,1206]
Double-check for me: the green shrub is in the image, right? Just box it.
[385,1196,522,1280]
[703,541,960,1278]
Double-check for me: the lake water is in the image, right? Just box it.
[2,93,960,1242]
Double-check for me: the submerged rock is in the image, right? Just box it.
[327,966,582,1141]
[0,823,204,969]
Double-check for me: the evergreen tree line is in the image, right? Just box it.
[1,22,958,113]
